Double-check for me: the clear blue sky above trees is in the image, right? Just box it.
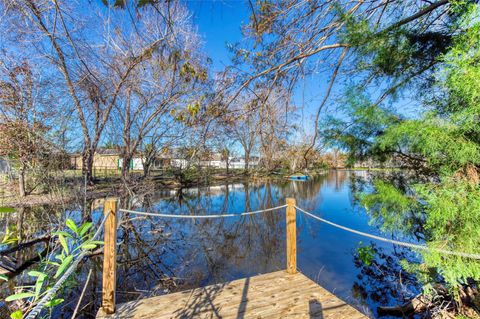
[187,1,418,138]
[187,1,338,137]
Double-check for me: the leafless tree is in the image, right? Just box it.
[0,0,207,185]
[236,0,455,161]
[0,59,58,196]
[223,94,262,172]
[103,5,208,181]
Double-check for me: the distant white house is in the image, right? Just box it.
[171,158,189,169]
[69,148,260,171]
[118,158,147,170]
[202,155,259,169]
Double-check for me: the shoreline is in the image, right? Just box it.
[0,168,401,208]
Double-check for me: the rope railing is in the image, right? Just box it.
[25,202,286,318]
[118,205,288,219]
[295,205,480,260]
[25,197,480,318]
[25,211,111,319]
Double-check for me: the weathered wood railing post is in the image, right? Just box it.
[102,198,118,314]
[286,198,297,274]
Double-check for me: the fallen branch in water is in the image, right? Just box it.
[378,284,480,318]
[0,235,51,255]
[377,293,429,317]
[1,249,48,278]
[1,236,53,278]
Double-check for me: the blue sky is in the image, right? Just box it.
[187,1,250,72]
[186,1,324,137]
[185,1,422,137]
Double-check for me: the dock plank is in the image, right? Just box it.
[97,271,369,319]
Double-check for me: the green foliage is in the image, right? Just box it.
[338,5,445,78]
[5,218,101,316]
[322,88,399,163]
[416,180,480,287]
[378,117,480,174]
[439,4,480,135]
[331,2,480,299]
[361,180,419,232]
[9,310,23,319]
[2,225,19,245]
[356,242,376,266]
[0,207,15,213]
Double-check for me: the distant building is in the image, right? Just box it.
[230,156,259,169]
[200,153,225,168]
[70,148,183,171]
[70,148,120,170]
[69,148,259,171]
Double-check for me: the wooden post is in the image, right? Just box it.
[286,198,297,274]
[102,198,118,314]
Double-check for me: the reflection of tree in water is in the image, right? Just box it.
[332,170,349,191]
[0,204,103,317]
[0,206,64,285]
[279,171,348,213]
[4,173,404,318]
[109,180,285,310]
[352,244,422,318]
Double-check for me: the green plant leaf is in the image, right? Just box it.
[58,234,69,255]
[66,219,78,234]
[80,243,97,250]
[54,255,73,278]
[28,270,47,278]
[5,292,36,301]
[52,231,72,238]
[45,298,64,307]
[10,310,23,319]
[89,240,104,245]
[31,272,47,297]
[0,274,8,281]
[78,222,92,237]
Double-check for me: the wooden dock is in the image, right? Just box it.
[97,199,369,319]
[96,270,368,319]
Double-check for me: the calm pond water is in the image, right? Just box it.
[0,170,424,318]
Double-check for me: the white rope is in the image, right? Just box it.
[119,205,288,218]
[25,211,111,319]
[295,206,480,260]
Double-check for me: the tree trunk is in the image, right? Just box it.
[143,161,151,178]
[143,152,155,178]
[291,157,298,173]
[303,151,309,172]
[18,168,26,197]
[82,148,94,185]
[245,151,250,172]
[121,154,132,182]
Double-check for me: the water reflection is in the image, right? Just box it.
[1,171,423,318]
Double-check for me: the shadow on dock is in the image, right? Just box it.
[97,271,368,319]
[309,299,324,318]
